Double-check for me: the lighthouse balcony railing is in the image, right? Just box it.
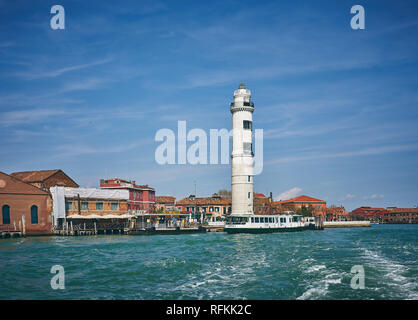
[230,102,254,108]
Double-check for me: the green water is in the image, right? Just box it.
[0,224,417,299]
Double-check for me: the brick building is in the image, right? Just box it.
[0,172,53,235]
[384,207,418,224]
[176,194,232,219]
[325,206,351,221]
[100,178,155,213]
[272,195,327,219]
[254,193,272,214]
[11,169,78,192]
[350,207,388,223]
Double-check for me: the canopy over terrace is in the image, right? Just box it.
[66,214,132,219]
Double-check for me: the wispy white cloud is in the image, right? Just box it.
[275,187,302,201]
[10,58,112,80]
[0,108,68,126]
[339,193,356,201]
[363,194,384,200]
[266,144,418,166]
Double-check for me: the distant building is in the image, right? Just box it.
[176,194,232,219]
[254,193,272,214]
[384,207,418,224]
[325,206,351,221]
[155,196,177,213]
[350,207,388,223]
[10,169,78,192]
[100,178,155,213]
[0,171,53,235]
[272,195,327,219]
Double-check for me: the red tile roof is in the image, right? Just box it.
[254,193,267,198]
[386,208,418,213]
[155,196,176,204]
[10,169,61,182]
[274,195,325,204]
[0,172,49,195]
[177,196,232,206]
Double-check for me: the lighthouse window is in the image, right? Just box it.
[243,120,252,130]
[243,142,252,154]
[248,176,251,182]
[248,192,251,198]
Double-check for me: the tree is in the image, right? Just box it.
[300,205,313,217]
[218,189,232,197]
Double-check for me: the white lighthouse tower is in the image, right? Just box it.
[230,82,254,216]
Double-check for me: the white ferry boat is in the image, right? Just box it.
[225,214,318,234]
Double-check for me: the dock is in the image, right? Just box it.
[203,226,225,232]
[324,221,371,228]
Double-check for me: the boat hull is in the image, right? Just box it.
[225,226,308,234]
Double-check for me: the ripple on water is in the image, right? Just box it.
[0,226,417,299]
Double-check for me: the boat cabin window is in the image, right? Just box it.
[255,217,259,223]
[226,216,249,224]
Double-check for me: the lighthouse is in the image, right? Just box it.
[230,82,254,216]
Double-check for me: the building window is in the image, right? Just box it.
[248,176,251,182]
[81,202,89,210]
[96,202,103,210]
[248,192,251,199]
[65,201,72,211]
[215,207,219,212]
[243,120,252,130]
[111,203,119,211]
[209,207,213,212]
[2,205,10,224]
[31,205,38,224]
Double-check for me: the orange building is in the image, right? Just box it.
[155,196,177,212]
[272,195,327,219]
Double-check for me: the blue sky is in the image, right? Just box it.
[1,0,418,210]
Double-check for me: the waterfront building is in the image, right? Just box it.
[155,196,178,213]
[100,178,155,213]
[176,194,232,219]
[325,206,351,221]
[50,186,130,230]
[384,207,418,224]
[350,206,388,223]
[10,169,78,192]
[0,171,53,235]
[272,195,327,219]
[230,82,254,216]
